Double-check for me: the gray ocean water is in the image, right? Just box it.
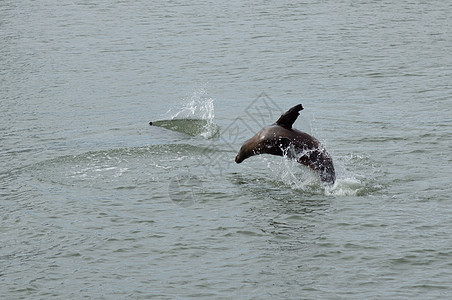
[1,0,452,299]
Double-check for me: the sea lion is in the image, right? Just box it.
[235,104,336,184]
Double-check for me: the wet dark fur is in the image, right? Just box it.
[235,104,335,184]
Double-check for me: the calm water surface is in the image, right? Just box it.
[1,0,452,299]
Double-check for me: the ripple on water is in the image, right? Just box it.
[27,144,213,190]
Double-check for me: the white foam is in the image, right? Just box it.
[262,155,369,196]
[164,87,217,139]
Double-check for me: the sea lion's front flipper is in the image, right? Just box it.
[275,104,304,129]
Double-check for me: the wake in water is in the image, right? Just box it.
[150,88,220,139]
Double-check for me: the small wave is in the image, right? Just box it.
[150,88,219,139]
[150,119,219,139]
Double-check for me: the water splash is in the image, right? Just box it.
[262,156,321,194]
[153,88,219,139]
[325,178,365,196]
[260,152,379,197]
[166,88,215,121]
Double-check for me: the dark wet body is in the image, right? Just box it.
[235,104,336,184]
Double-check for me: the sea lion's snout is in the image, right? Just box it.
[235,155,243,164]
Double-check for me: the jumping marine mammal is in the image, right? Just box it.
[235,104,336,184]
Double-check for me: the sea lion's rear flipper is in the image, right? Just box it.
[275,104,304,129]
[297,149,336,185]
